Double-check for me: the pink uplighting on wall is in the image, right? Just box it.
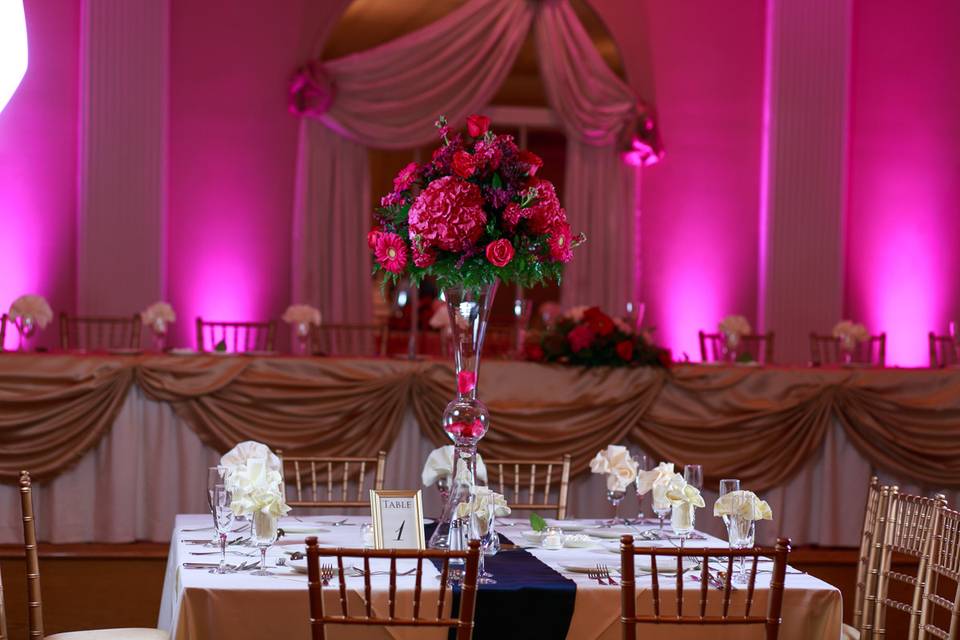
[0,0,28,114]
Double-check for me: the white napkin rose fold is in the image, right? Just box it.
[421,446,487,487]
[455,486,510,535]
[713,490,773,521]
[221,440,282,474]
[589,445,638,492]
[226,456,290,518]
[636,461,675,496]
[9,295,54,329]
[282,304,322,327]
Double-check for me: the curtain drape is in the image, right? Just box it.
[4,354,960,493]
[290,0,660,321]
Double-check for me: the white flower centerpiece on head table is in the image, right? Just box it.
[9,294,53,351]
[283,304,321,355]
[142,302,176,351]
[718,315,752,356]
[832,320,869,362]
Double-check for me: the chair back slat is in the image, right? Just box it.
[810,332,886,366]
[699,331,775,364]
[59,313,141,350]
[195,317,276,352]
[873,487,946,639]
[311,323,388,357]
[19,472,44,640]
[854,477,883,631]
[0,314,7,352]
[0,555,6,640]
[929,333,959,368]
[919,507,960,640]
[305,537,480,639]
[483,455,571,520]
[279,451,388,509]
[619,534,791,639]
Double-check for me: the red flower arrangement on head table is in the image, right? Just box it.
[369,114,584,290]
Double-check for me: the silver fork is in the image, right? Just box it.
[348,566,417,577]
[320,563,336,585]
[585,569,605,585]
[597,564,617,585]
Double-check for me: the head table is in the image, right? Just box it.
[158,514,841,640]
[0,353,958,546]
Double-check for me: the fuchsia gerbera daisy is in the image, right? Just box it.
[374,232,408,274]
[548,222,574,263]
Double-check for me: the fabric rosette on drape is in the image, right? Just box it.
[289,0,662,321]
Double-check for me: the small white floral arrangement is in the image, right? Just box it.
[832,320,869,352]
[713,490,773,521]
[142,302,176,333]
[563,305,589,323]
[9,295,53,329]
[455,486,511,535]
[282,304,321,327]
[589,445,638,492]
[719,315,752,348]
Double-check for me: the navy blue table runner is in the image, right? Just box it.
[424,523,576,639]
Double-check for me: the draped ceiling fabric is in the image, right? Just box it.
[290,0,661,320]
[3,354,960,493]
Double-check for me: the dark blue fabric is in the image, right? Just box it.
[424,524,576,640]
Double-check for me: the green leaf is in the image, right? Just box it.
[530,512,547,532]
[214,339,227,353]
[491,172,502,189]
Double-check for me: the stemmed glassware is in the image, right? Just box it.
[207,466,235,574]
[605,489,626,526]
[469,498,496,584]
[683,464,703,491]
[633,455,650,524]
[251,509,279,576]
[725,489,755,584]
[718,478,740,528]
[652,496,671,531]
[15,316,36,352]
[670,500,695,550]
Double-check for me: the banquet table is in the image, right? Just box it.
[158,514,842,640]
[2,352,960,546]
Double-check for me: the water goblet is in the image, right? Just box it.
[208,486,235,574]
[605,489,626,526]
[670,502,695,550]
[633,455,651,523]
[683,464,703,491]
[251,511,279,576]
[653,500,671,532]
[725,493,756,584]
[469,500,496,584]
[16,316,36,352]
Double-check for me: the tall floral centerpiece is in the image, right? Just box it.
[370,114,581,548]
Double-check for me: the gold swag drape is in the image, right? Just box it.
[1,355,959,489]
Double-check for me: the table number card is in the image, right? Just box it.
[369,489,425,550]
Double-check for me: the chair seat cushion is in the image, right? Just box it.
[841,623,860,640]
[47,629,169,640]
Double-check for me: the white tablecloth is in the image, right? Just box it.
[158,515,842,640]
[1,385,954,546]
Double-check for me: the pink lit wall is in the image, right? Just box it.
[846,0,960,366]
[0,0,78,350]
[631,1,766,360]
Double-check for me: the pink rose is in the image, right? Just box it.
[452,151,477,178]
[408,176,486,253]
[568,324,595,352]
[445,419,485,439]
[367,228,382,250]
[485,239,515,268]
[466,114,491,137]
[457,370,476,394]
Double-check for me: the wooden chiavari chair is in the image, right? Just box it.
[18,471,168,639]
[810,333,887,366]
[305,536,480,640]
[619,534,792,639]
[847,477,885,640]
[59,313,142,351]
[0,314,7,353]
[699,331,775,364]
[929,333,959,368]
[872,487,946,639]
[278,451,386,509]
[310,323,388,357]
[919,506,960,640]
[0,561,7,640]
[483,454,572,520]
[195,317,276,352]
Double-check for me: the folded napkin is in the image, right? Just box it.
[589,445,638,492]
[221,441,281,472]
[421,445,487,486]
[713,490,773,521]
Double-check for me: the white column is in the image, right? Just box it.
[759,0,852,362]
[77,0,169,315]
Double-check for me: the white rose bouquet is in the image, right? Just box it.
[832,320,869,352]
[589,445,638,492]
[142,301,176,335]
[9,294,53,329]
[719,314,752,349]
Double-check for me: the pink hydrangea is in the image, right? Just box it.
[407,176,487,253]
[525,179,567,234]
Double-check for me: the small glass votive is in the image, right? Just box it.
[541,526,564,550]
[360,522,375,548]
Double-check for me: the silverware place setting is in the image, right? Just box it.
[182,560,258,571]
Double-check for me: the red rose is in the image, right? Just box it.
[485,239,515,267]
[367,228,382,250]
[568,324,595,352]
[466,114,491,137]
[408,176,486,252]
[584,307,614,336]
[616,340,634,361]
[445,419,485,439]
[452,151,477,178]
[518,150,543,176]
[525,342,545,361]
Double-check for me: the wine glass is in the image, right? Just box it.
[683,464,703,491]
[469,499,496,584]
[605,489,626,526]
[209,485,235,574]
[16,316,36,352]
[251,511,279,576]
[633,455,651,523]
[207,466,229,546]
[725,492,755,584]
[652,497,671,533]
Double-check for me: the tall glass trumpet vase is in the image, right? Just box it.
[428,282,497,550]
